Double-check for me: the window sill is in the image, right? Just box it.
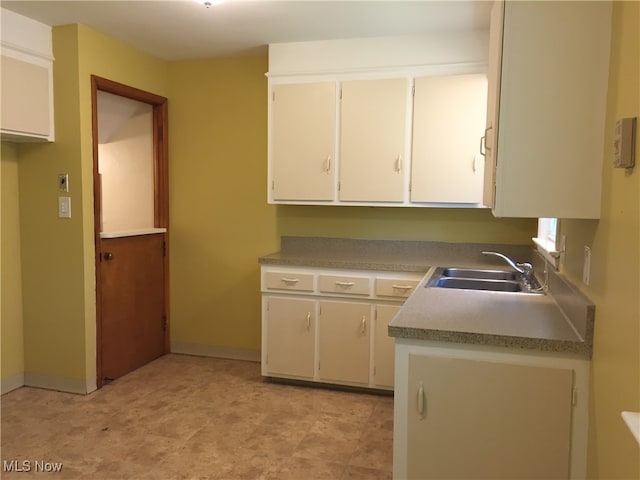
[532,237,560,268]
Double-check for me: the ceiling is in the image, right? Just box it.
[1,1,492,61]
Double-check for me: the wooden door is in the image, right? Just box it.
[92,76,169,387]
[271,82,336,201]
[339,78,408,202]
[100,234,166,380]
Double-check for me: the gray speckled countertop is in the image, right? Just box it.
[259,236,595,358]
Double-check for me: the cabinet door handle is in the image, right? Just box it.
[361,316,366,334]
[392,284,413,290]
[335,281,355,287]
[417,383,425,416]
[395,154,402,173]
[324,156,331,174]
[281,277,300,284]
[306,312,311,331]
[481,126,493,156]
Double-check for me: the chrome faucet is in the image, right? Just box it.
[481,251,533,280]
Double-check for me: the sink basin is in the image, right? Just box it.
[434,277,522,292]
[426,267,544,294]
[440,268,518,281]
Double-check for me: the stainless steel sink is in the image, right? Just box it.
[440,268,518,281]
[426,267,544,294]
[434,277,522,292]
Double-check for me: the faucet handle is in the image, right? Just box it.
[517,262,533,278]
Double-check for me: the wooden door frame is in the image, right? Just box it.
[91,75,169,389]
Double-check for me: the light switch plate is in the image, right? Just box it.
[58,173,69,192]
[58,196,71,218]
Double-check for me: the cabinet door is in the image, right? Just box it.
[264,296,315,379]
[482,0,504,208]
[1,55,50,138]
[271,82,336,201]
[373,304,399,389]
[411,74,487,203]
[340,78,408,202]
[491,1,611,218]
[318,300,370,385]
[406,354,573,479]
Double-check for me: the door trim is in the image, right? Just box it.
[91,75,169,388]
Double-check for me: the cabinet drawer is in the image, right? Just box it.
[318,274,370,296]
[265,271,314,292]
[375,277,420,298]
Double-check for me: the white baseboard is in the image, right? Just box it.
[171,342,260,363]
[24,372,96,395]
[1,372,25,395]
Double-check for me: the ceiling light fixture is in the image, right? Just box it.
[194,0,223,7]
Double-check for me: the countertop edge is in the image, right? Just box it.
[388,325,591,358]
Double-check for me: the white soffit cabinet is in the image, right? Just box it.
[0,7,55,142]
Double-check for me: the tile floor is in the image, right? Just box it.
[1,354,393,480]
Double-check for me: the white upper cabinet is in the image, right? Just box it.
[267,32,490,207]
[1,8,55,142]
[270,82,336,201]
[339,78,408,202]
[485,0,612,219]
[482,0,504,210]
[411,73,487,204]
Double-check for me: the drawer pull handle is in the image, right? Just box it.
[324,155,331,173]
[306,312,311,331]
[361,316,366,334]
[391,285,413,290]
[395,154,402,173]
[281,277,300,284]
[335,281,355,287]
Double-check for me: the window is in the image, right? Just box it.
[533,218,561,266]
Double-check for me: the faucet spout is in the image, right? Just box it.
[481,251,533,278]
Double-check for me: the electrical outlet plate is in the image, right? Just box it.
[58,196,71,218]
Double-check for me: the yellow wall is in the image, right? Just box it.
[560,2,639,478]
[16,24,169,389]
[167,55,536,352]
[168,56,277,351]
[1,143,24,385]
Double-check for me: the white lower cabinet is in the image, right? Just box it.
[373,304,400,389]
[394,340,590,479]
[318,300,370,385]
[264,296,315,379]
[261,266,423,390]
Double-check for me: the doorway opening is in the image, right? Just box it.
[91,76,169,389]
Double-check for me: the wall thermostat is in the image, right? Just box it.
[613,117,636,168]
